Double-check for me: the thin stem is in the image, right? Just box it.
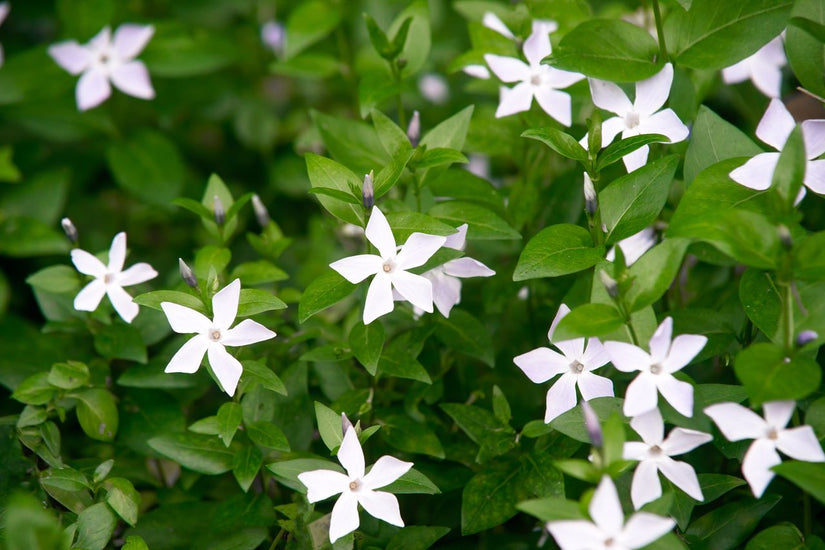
[651,0,668,63]
[390,63,406,129]
[782,282,795,354]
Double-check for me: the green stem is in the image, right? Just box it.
[390,63,406,129]
[651,0,668,63]
[782,282,795,354]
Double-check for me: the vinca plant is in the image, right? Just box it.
[3,0,825,549]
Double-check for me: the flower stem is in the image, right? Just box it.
[782,281,795,354]
[651,0,668,63]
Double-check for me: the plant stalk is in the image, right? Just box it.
[651,0,668,63]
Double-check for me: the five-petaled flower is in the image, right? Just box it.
[587,63,689,172]
[160,279,276,397]
[483,19,583,124]
[722,35,787,98]
[623,408,712,509]
[71,231,157,323]
[546,476,675,550]
[330,206,446,325]
[298,426,413,543]
[49,23,155,111]
[704,400,825,497]
[604,317,706,418]
[729,98,825,203]
[514,304,613,423]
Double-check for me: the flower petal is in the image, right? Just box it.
[534,87,572,127]
[363,274,394,324]
[658,457,703,501]
[330,254,383,284]
[117,262,158,286]
[802,120,825,159]
[630,459,662,509]
[776,426,825,461]
[112,24,154,59]
[358,490,404,527]
[48,41,91,75]
[622,144,649,172]
[484,54,529,83]
[704,402,767,441]
[76,69,112,111]
[639,108,689,143]
[164,336,208,374]
[207,344,243,396]
[589,78,632,115]
[396,232,446,270]
[107,232,127,272]
[513,347,569,384]
[337,427,365,479]
[756,99,795,151]
[547,520,606,550]
[545,67,585,89]
[221,319,276,347]
[623,373,659,417]
[663,334,706,373]
[74,280,106,312]
[589,476,624,536]
[463,64,490,79]
[110,60,155,100]
[363,456,413,490]
[742,438,781,498]
[548,303,571,341]
[430,270,461,317]
[212,279,240,330]
[544,373,578,423]
[648,317,673,364]
[656,374,694,417]
[630,408,664,446]
[604,341,650,373]
[624,441,649,461]
[721,60,750,85]
[620,512,675,548]
[444,224,468,250]
[581,339,609,369]
[614,228,656,266]
[522,24,551,67]
[577,372,614,401]
[443,257,495,278]
[662,427,713,456]
[805,159,825,195]
[161,302,212,334]
[495,83,534,118]
[634,63,673,116]
[391,270,434,314]
[763,400,795,429]
[482,12,514,39]
[297,469,348,503]
[71,248,107,278]
[366,207,397,259]
[106,284,139,323]
[329,491,359,543]
[728,152,780,191]
[750,65,782,98]
[600,116,627,149]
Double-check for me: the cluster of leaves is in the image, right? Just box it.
[3,0,825,549]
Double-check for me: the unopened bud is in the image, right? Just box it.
[362,171,375,209]
[213,195,225,225]
[797,330,818,347]
[599,269,619,299]
[341,413,354,436]
[407,110,421,147]
[251,194,270,228]
[60,217,78,244]
[583,173,598,216]
[178,258,198,288]
[778,224,793,250]
[581,401,603,448]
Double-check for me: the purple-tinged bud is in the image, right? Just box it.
[583,173,598,216]
[797,330,818,347]
[341,413,354,436]
[251,194,270,228]
[778,224,793,250]
[407,110,421,147]
[581,401,603,448]
[61,217,78,244]
[599,269,619,299]
[213,195,226,226]
[178,258,198,288]
[362,171,375,209]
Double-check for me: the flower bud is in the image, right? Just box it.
[407,110,421,147]
[583,173,598,216]
[362,171,375,209]
[599,269,619,299]
[341,413,354,436]
[778,224,793,250]
[178,258,198,288]
[213,195,226,225]
[251,194,270,228]
[797,330,818,347]
[60,217,78,244]
[581,401,603,448]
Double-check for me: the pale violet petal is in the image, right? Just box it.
[742,438,781,498]
[704,402,767,441]
[589,476,624,536]
[630,408,664,446]
[721,60,750,85]
[623,373,659,417]
[659,457,703,501]
[663,334,707,373]
[802,120,825,159]
[534,87,573,127]
[329,491,359,543]
[117,263,158,286]
[443,257,495,278]
[391,270,433,313]
[761,35,788,66]
[763,400,795,429]
[750,65,782,98]
[648,317,673,364]
[107,232,127,273]
[74,280,106,312]
[544,373,578,423]
[634,63,673,116]
[548,303,572,342]
[622,144,649,173]
[337,427,365,479]
[624,441,649,461]
[483,54,529,83]
[366,207,397,260]
[482,12,514,39]
[577,372,614,401]
[662,427,713,456]
[161,302,212,334]
[0,2,9,25]
[88,26,112,51]
[776,426,825,462]
[443,224,468,250]
[221,319,276,347]
[728,153,780,191]
[395,233,446,270]
[756,99,795,151]
[463,64,490,79]
[207,344,243,396]
[164,336,208,374]
[76,69,112,111]
[589,79,632,116]
[581,339,609,368]
[363,456,413,490]
[212,279,240,330]
[615,228,656,266]
[297,469,348,503]
[430,271,461,317]
[330,254,383,284]
[600,117,627,149]
[544,67,585,89]
[110,60,155,100]
[71,248,107,278]
[522,24,551,67]
[638,109,689,143]
[630,459,661,509]
[48,41,91,75]
[495,82,534,118]
[547,520,606,550]
[106,284,139,323]
[656,374,694,417]
[358,490,404,527]
[604,341,651,373]
[363,274,394,324]
[805,159,825,195]
[112,24,154,59]
[513,347,570,384]
[619,512,675,548]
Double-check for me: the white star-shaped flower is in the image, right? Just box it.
[605,227,656,266]
[722,35,786,98]
[0,2,10,68]
[71,231,157,323]
[587,64,689,171]
[330,206,446,325]
[704,400,825,498]
[729,98,825,202]
[160,279,276,397]
[48,24,155,111]
[547,476,675,550]
[604,317,706,418]
[514,304,613,423]
[483,20,583,124]
[623,408,712,509]
[298,426,413,543]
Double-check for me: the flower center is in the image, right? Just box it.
[625,111,641,129]
[209,329,221,341]
[649,444,663,456]
[382,260,395,273]
[569,360,585,374]
[530,73,542,86]
[103,273,115,284]
[650,363,662,375]
[604,537,615,547]
[348,479,361,491]
[766,427,779,440]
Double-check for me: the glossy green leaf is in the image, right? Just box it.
[734,343,821,404]
[514,224,603,281]
[298,270,356,323]
[521,127,588,162]
[553,303,625,340]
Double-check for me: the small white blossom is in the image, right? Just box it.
[260,20,285,56]
[330,207,446,324]
[605,228,657,266]
[705,400,825,497]
[160,279,276,397]
[722,35,786,98]
[71,232,157,323]
[586,64,689,172]
[49,23,155,111]
[624,408,712,509]
[0,2,10,68]
[298,426,413,543]
[514,304,613,422]
[418,73,449,104]
[604,317,706,418]
[729,98,825,202]
[547,476,675,550]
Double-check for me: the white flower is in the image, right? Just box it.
[160,279,276,397]
[604,317,706,418]
[0,2,10,68]
[418,73,449,104]
[48,24,155,111]
[624,408,712,509]
[729,98,825,202]
[298,426,413,543]
[722,35,786,98]
[484,20,583,124]
[260,20,285,56]
[605,228,657,266]
[704,400,825,498]
[587,64,689,171]
[71,232,157,323]
[547,476,675,550]
[514,304,613,423]
[330,206,446,325]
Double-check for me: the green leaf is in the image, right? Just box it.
[427,169,505,214]
[684,106,762,185]
[142,23,238,77]
[521,127,588,163]
[514,224,603,281]
[414,147,468,170]
[133,290,206,314]
[148,433,236,475]
[435,309,495,366]
[625,238,690,312]
[2,493,62,550]
[241,360,287,396]
[374,148,414,198]
[47,361,89,390]
[75,502,117,550]
[380,413,445,459]
[231,260,289,286]
[382,468,440,494]
[389,0,431,77]
[794,232,825,281]
[549,19,662,81]
[384,210,457,242]
[517,497,584,522]
[552,303,625,340]
[440,403,516,463]
[667,0,793,70]
[104,477,140,527]
[773,461,825,504]
[371,109,412,159]
[94,323,147,363]
[17,405,48,428]
[685,494,781,549]
[315,401,344,452]
[122,536,150,550]
[26,265,79,294]
[298,270,356,323]
[232,444,263,493]
[429,201,520,241]
[305,153,365,226]
[787,2,825,98]
[678,209,781,269]
[71,388,119,442]
[596,134,670,172]
[268,458,342,492]
[772,126,805,206]
[365,13,393,59]
[600,155,678,244]
[734,343,821,405]
[746,524,805,550]
[311,110,388,175]
[217,402,243,447]
[420,106,474,151]
[246,421,290,451]
[11,372,56,406]
[349,321,384,375]
[551,397,624,443]
[284,1,342,59]
[106,130,185,205]
[386,526,450,550]
[237,289,287,316]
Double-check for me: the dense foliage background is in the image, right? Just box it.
[3,0,825,549]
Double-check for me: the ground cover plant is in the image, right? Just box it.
[3,0,825,548]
